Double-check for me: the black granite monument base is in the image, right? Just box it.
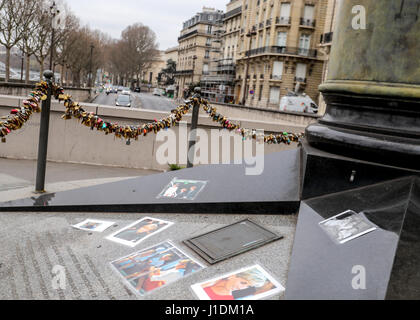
[0,150,301,214]
[286,176,420,300]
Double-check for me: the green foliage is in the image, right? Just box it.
[168,163,185,171]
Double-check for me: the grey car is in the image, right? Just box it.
[116,94,131,108]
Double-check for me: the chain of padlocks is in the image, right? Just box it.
[0,81,304,145]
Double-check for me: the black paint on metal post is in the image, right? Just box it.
[35,70,54,193]
[187,87,201,168]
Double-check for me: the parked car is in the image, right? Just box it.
[134,87,141,93]
[115,94,131,107]
[153,88,163,96]
[117,86,124,92]
[121,87,131,95]
[279,94,318,114]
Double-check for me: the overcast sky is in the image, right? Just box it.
[66,0,228,50]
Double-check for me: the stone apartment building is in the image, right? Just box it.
[175,1,338,109]
[141,47,179,87]
[200,0,243,103]
[175,7,224,98]
[318,0,341,114]
[141,50,166,86]
[233,0,331,109]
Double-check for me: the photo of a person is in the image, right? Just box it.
[110,241,204,296]
[191,265,284,300]
[106,217,174,247]
[163,183,180,198]
[319,210,377,244]
[157,178,207,201]
[72,219,115,233]
[81,222,100,230]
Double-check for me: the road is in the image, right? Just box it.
[93,91,177,112]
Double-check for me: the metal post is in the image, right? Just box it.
[88,44,94,88]
[241,31,256,106]
[20,52,24,82]
[187,87,201,168]
[35,70,54,193]
[49,27,55,71]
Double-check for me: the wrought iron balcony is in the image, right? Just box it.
[294,76,306,83]
[300,18,316,27]
[276,16,291,25]
[178,30,198,41]
[223,6,242,20]
[245,46,318,58]
[175,69,194,75]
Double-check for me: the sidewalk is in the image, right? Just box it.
[0,158,159,201]
[0,158,298,300]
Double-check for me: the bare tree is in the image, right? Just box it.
[0,0,37,82]
[32,5,54,80]
[119,23,158,87]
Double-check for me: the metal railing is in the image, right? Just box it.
[245,46,318,58]
[276,16,291,25]
[174,69,194,75]
[294,76,306,83]
[223,6,242,20]
[300,18,316,27]
[178,30,198,41]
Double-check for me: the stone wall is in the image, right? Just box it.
[0,95,305,171]
[0,82,95,103]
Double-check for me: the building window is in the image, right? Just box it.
[269,87,281,104]
[277,32,287,47]
[280,2,291,19]
[304,5,315,22]
[203,63,209,74]
[272,61,283,80]
[299,34,311,55]
[258,34,263,48]
[295,63,307,82]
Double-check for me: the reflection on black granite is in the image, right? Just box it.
[386,178,420,300]
[30,193,56,207]
[305,177,412,234]
[0,150,301,214]
[286,176,420,300]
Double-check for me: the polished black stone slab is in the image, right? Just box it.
[301,140,419,199]
[0,149,301,214]
[285,176,420,300]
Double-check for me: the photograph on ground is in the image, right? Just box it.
[157,178,207,201]
[72,219,115,233]
[110,241,204,296]
[319,210,377,244]
[191,264,284,300]
[106,217,174,247]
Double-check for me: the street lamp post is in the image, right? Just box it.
[35,1,60,193]
[49,1,60,72]
[88,44,94,88]
[241,30,257,106]
[192,55,197,84]
[35,70,54,193]
[187,87,201,168]
[20,51,24,82]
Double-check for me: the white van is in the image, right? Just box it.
[279,94,319,114]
